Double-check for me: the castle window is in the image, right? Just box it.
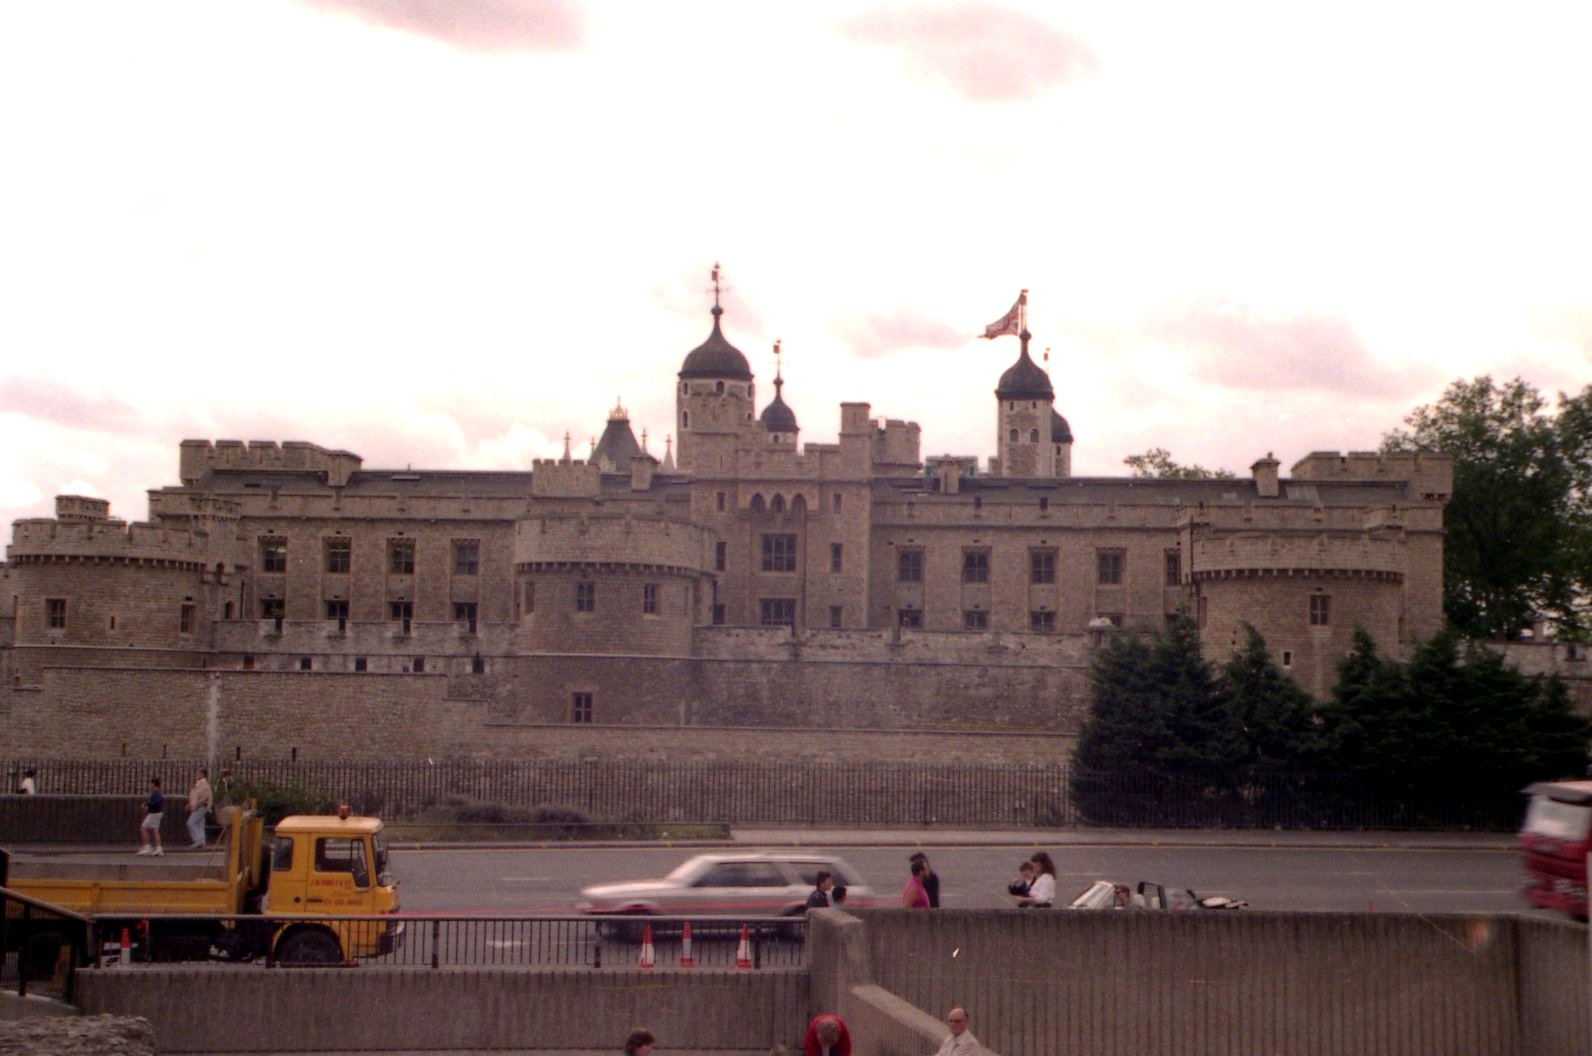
[751,494,767,514]
[897,548,924,583]
[831,543,843,573]
[832,493,842,513]
[326,600,349,630]
[829,605,843,628]
[712,604,726,625]
[681,381,688,396]
[260,538,287,573]
[762,534,798,572]
[1309,594,1331,626]
[572,691,594,723]
[389,540,415,575]
[260,598,285,620]
[224,601,235,620]
[715,381,725,394]
[1029,611,1056,633]
[576,582,596,612]
[715,541,727,571]
[180,603,196,635]
[472,655,486,674]
[524,581,535,612]
[412,657,426,674]
[1282,650,1293,668]
[771,494,786,514]
[962,549,989,583]
[760,598,796,628]
[898,607,922,629]
[963,609,988,630]
[973,495,982,510]
[324,538,351,574]
[682,411,690,429]
[1039,497,1049,512]
[1029,429,1040,443]
[643,584,658,615]
[390,601,413,635]
[46,598,67,629]
[716,491,726,512]
[1029,549,1056,585]
[299,657,312,671]
[453,540,479,576]
[242,655,256,670]
[1097,550,1124,586]
[354,657,368,672]
[1164,550,1181,587]
[1009,428,1018,444]
[454,602,478,632]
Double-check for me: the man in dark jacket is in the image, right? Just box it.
[805,870,834,910]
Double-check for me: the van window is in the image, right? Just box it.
[695,862,785,887]
[271,837,294,872]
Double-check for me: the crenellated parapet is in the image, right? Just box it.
[529,459,601,498]
[1188,532,1407,582]
[1290,449,1453,501]
[514,512,714,572]
[8,516,218,570]
[179,439,362,487]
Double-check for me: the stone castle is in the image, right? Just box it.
[1,289,1469,762]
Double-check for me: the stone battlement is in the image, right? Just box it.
[7,517,216,565]
[514,511,713,570]
[1291,449,1453,499]
[1190,531,1406,578]
[178,440,363,487]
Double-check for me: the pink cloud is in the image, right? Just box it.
[837,311,966,358]
[0,377,147,433]
[1143,300,1440,398]
[306,0,584,53]
[840,3,1093,103]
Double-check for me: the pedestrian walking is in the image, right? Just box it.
[624,1028,656,1055]
[17,769,36,795]
[186,767,213,849]
[909,852,940,907]
[137,777,164,855]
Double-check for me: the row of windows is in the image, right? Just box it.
[260,538,481,576]
[893,547,1151,586]
[753,598,1334,631]
[241,654,487,674]
[259,584,668,623]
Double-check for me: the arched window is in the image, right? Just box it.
[1009,428,1018,443]
[791,494,807,515]
[682,411,690,429]
[680,382,688,396]
[751,494,767,514]
[715,381,725,394]
[771,494,786,514]
[1029,429,1040,443]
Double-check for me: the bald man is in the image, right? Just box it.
[931,1007,981,1055]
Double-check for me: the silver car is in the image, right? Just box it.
[575,852,874,938]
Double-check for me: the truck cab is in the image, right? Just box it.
[1519,780,1592,918]
[265,812,401,961]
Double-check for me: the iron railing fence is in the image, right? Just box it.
[1,759,1529,831]
[92,913,803,970]
[1,882,92,1002]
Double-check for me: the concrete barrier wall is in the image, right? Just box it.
[76,966,807,1053]
[855,909,1585,1056]
[0,796,189,846]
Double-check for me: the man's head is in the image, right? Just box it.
[150,777,161,789]
[1019,861,1034,876]
[816,869,833,891]
[946,1008,969,1037]
[815,1017,840,1047]
[198,767,208,779]
[831,885,848,904]
[910,851,929,867]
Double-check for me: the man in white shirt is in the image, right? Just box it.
[932,1007,981,1055]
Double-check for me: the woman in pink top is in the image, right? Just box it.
[902,859,931,908]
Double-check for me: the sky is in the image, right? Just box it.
[2,1,1589,529]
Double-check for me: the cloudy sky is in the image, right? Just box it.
[2,1,1589,528]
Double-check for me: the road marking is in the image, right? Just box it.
[501,876,550,882]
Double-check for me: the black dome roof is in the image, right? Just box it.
[679,307,752,380]
[995,346,1053,399]
[1050,408,1073,443]
[760,377,798,433]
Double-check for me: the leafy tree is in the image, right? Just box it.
[1217,624,1320,770]
[1383,377,1592,640]
[1122,447,1236,480]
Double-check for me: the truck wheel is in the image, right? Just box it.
[277,930,342,965]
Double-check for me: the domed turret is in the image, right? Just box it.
[679,306,752,380]
[759,341,798,442]
[995,347,1054,400]
[1050,409,1072,443]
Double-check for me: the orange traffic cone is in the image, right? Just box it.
[678,921,695,968]
[734,924,753,970]
[119,928,132,966]
[638,925,655,970]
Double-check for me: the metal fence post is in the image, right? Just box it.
[430,920,440,970]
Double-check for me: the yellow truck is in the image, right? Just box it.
[4,806,401,965]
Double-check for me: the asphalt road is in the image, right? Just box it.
[392,840,1533,916]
